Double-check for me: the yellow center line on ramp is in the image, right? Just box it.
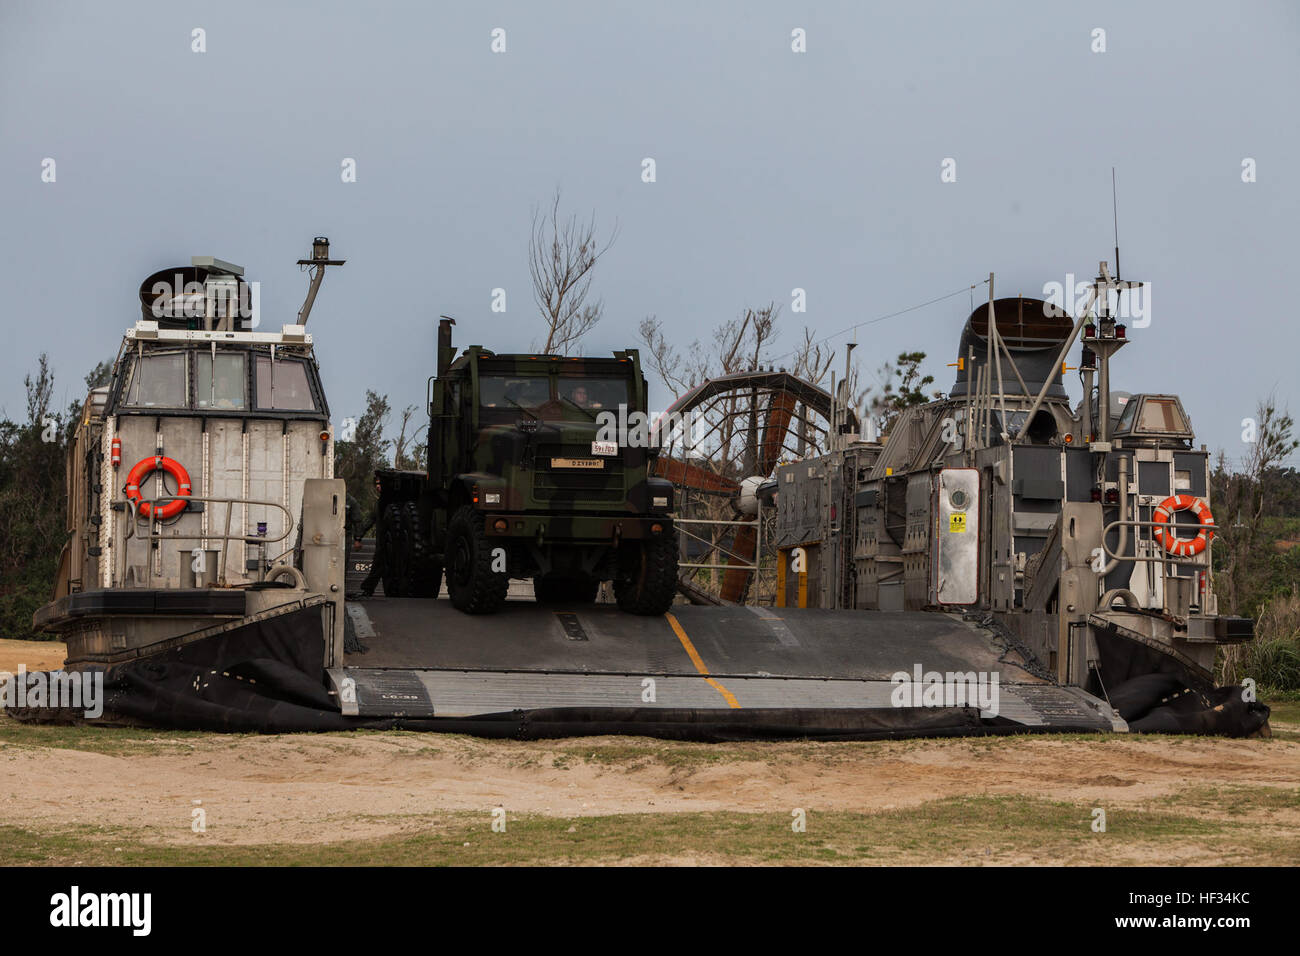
[665,612,740,709]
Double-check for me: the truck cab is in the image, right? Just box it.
[376,319,678,615]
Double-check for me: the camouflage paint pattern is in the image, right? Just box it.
[381,334,675,576]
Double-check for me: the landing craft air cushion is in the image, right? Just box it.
[17,243,1264,737]
[771,266,1264,731]
[34,239,348,683]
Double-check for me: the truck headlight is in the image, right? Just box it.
[484,492,501,505]
[652,496,668,509]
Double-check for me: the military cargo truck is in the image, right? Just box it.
[376,318,679,615]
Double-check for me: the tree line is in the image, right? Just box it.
[0,355,111,641]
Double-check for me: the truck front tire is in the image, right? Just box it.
[446,505,509,614]
[614,530,679,615]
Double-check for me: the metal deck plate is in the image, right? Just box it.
[337,597,1118,731]
[330,667,434,717]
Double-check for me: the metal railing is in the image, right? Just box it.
[675,515,763,572]
[674,496,778,604]
[1100,518,1220,564]
[120,495,295,587]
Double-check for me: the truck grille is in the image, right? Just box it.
[534,445,625,503]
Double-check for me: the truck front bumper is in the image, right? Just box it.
[481,512,673,543]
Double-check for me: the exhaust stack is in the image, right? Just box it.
[437,316,456,376]
[949,296,1072,400]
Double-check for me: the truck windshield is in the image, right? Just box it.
[479,374,630,420]
[480,375,551,413]
[557,376,628,412]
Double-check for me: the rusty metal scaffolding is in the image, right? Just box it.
[655,370,855,604]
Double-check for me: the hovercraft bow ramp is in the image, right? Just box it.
[334,597,1120,738]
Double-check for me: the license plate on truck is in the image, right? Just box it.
[551,458,604,469]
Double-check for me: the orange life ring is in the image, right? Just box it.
[1152,494,1214,557]
[125,455,192,520]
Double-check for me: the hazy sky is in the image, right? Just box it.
[3,1,1297,463]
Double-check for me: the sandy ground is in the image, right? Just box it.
[0,639,67,674]
[4,727,1299,844]
[2,639,1297,860]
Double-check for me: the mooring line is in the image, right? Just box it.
[665,612,740,709]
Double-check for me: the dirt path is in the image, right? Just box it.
[1,638,1295,862]
[2,722,1297,849]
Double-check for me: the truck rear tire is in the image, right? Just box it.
[614,530,679,615]
[533,575,599,605]
[379,503,405,597]
[446,505,509,614]
[400,501,442,598]
[380,501,442,598]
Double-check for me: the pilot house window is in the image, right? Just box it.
[1115,400,1138,434]
[124,353,188,408]
[196,353,246,409]
[1138,398,1187,434]
[254,356,316,411]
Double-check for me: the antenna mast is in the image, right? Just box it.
[296,237,346,327]
[1112,168,1121,281]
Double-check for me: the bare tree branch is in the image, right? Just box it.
[529,188,619,354]
[637,315,699,400]
[789,327,834,385]
[391,404,426,471]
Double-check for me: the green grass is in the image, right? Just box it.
[0,719,219,757]
[1151,785,1300,815]
[2,793,1295,867]
[0,713,1288,763]
[1262,699,1300,742]
[1266,699,1300,722]
[0,720,462,759]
